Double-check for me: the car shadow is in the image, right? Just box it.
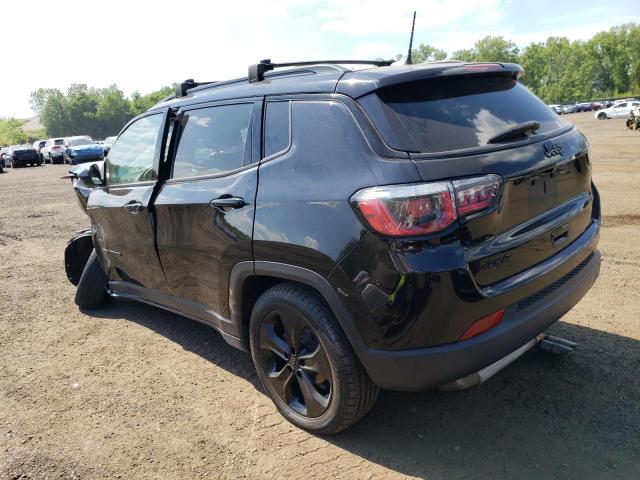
[85,300,640,479]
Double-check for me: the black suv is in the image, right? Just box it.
[65,60,601,434]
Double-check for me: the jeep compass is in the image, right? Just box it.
[65,60,601,434]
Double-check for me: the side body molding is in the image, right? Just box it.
[228,261,368,357]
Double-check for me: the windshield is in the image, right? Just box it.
[359,75,567,153]
[67,137,93,147]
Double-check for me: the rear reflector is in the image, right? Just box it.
[460,309,505,340]
[351,175,500,237]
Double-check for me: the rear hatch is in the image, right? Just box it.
[15,148,38,158]
[355,66,595,286]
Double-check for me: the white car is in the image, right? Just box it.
[41,138,66,164]
[596,101,640,119]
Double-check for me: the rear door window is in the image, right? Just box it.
[172,104,253,179]
[359,75,567,153]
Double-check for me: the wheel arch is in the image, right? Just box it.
[64,228,95,286]
[228,261,368,358]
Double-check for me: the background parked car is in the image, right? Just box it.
[596,101,640,119]
[64,136,104,165]
[548,104,561,114]
[32,139,47,162]
[6,145,42,167]
[102,136,117,156]
[41,138,67,164]
[575,102,594,112]
[562,104,576,114]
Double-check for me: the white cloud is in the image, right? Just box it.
[318,0,507,34]
[351,42,395,58]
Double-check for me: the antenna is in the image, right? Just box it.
[405,11,416,65]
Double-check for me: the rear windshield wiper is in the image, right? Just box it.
[488,121,540,144]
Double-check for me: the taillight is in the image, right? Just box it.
[460,309,505,340]
[351,182,456,236]
[351,175,500,237]
[452,175,501,216]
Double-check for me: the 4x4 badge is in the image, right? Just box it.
[543,142,563,158]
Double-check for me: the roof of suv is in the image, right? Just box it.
[152,61,522,112]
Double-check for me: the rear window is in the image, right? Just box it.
[67,137,93,147]
[359,75,567,153]
[54,139,64,145]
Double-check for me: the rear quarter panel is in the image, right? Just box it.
[253,99,419,276]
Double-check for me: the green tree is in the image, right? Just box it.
[475,36,520,63]
[451,36,519,63]
[450,48,476,62]
[94,85,133,138]
[411,43,447,63]
[130,86,174,116]
[0,118,28,146]
[30,85,173,138]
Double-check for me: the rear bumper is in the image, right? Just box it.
[13,157,39,165]
[356,243,600,392]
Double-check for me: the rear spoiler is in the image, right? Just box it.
[336,62,525,99]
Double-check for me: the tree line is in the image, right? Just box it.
[401,23,639,104]
[27,84,173,141]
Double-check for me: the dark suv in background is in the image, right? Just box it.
[65,60,601,434]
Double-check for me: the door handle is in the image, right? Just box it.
[209,196,247,211]
[123,201,143,214]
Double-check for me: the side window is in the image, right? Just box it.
[172,104,252,179]
[264,101,290,158]
[107,114,163,185]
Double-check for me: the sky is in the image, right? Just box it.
[1,0,638,118]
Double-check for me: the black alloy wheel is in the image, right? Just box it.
[250,283,379,434]
[259,308,332,418]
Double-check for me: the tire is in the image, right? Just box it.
[75,251,108,309]
[249,282,378,435]
[597,112,606,120]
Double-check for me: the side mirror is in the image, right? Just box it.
[77,163,104,186]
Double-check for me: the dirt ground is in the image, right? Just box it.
[1,112,639,480]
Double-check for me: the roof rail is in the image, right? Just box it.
[248,59,394,83]
[176,79,217,97]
